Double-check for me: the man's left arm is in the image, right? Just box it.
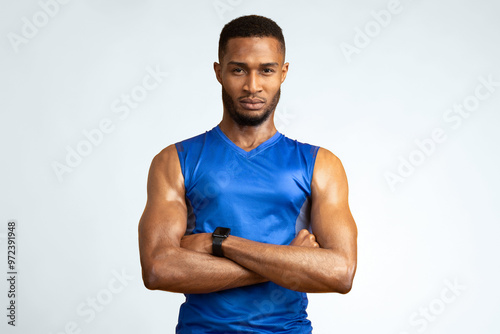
[182,148,358,293]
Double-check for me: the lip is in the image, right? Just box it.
[239,98,265,110]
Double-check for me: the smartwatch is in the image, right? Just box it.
[212,227,231,257]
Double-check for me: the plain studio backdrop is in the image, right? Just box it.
[1,0,499,333]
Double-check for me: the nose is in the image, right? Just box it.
[243,71,262,94]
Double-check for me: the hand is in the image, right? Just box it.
[180,233,213,254]
[289,229,320,248]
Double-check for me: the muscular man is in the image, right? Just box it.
[138,15,357,333]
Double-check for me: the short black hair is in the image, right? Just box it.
[218,15,286,61]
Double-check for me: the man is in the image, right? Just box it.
[138,15,357,333]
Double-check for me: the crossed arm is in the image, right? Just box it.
[138,145,357,294]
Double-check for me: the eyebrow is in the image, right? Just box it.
[227,61,280,67]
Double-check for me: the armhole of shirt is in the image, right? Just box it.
[174,142,186,181]
[174,141,196,235]
[308,145,320,188]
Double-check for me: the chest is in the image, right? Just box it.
[185,146,310,211]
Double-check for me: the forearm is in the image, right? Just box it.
[222,236,354,293]
[143,246,266,294]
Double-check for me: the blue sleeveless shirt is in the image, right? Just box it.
[175,126,319,334]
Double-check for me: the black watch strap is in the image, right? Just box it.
[212,236,225,257]
[212,227,230,257]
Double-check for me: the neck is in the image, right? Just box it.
[218,112,277,152]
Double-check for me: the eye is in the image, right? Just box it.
[262,68,275,74]
[232,68,244,74]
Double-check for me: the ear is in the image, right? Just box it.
[280,62,289,84]
[214,62,222,85]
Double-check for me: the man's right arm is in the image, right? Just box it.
[138,144,266,294]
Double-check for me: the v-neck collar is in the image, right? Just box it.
[214,125,283,159]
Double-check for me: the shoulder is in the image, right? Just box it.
[145,144,186,199]
[153,144,178,167]
[315,148,343,170]
[154,128,216,165]
[312,147,348,198]
[151,127,217,181]
[148,145,181,184]
[175,128,217,153]
[279,134,320,158]
[144,145,185,211]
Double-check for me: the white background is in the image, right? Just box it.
[1,0,499,333]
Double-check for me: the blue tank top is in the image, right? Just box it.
[175,125,319,334]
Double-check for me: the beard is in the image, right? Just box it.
[222,87,281,127]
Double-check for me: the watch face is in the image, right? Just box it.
[213,227,231,238]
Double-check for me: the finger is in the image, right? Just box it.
[298,229,309,237]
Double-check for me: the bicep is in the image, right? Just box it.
[310,148,357,257]
[138,145,187,263]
